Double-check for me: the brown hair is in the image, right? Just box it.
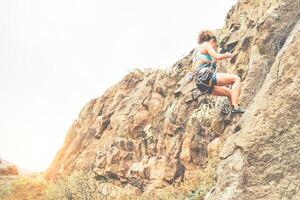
[197,30,217,44]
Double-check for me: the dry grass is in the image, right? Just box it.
[0,174,47,200]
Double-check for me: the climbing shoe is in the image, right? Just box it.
[231,106,245,114]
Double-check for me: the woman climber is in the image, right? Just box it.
[192,30,245,114]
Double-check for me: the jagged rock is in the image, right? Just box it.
[207,138,223,157]
[144,156,165,180]
[127,162,145,179]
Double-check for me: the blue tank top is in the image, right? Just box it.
[193,46,214,69]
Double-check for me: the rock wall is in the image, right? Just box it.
[45,58,222,193]
[46,0,300,198]
[205,0,300,199]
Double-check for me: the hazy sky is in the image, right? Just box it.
[0,0,236,172]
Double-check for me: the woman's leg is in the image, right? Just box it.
[211,86,232,106]
[213,73,241,108]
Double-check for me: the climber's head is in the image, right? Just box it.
[197,30,218,49]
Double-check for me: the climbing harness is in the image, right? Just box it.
[194,61,217,94]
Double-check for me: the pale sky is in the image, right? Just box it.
[0,0,236,172]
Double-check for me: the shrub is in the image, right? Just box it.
[44,170,117,200]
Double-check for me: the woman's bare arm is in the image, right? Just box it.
[205,43,232,61]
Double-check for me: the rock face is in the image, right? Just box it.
[45,62,220,193]
[205,1,300,199]
[0,158,19,176]
[46,0,300,198]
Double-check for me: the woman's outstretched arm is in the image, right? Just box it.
[205,43,232,61]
